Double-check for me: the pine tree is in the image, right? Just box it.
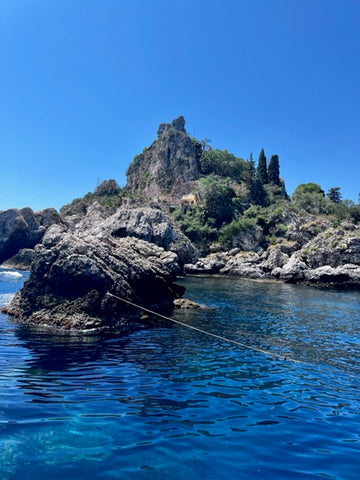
[268,154,280,185]
[327,187,342,203]
[256,148,268,184]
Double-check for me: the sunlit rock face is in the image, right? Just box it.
[126,116,200,202]
[4,204,195,331]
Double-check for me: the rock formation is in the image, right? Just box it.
[3,204,196,331]
[0,207,61,266]
[185,220,360,288]
[126,116,200,201]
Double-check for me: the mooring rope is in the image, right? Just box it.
[106,292,304,364]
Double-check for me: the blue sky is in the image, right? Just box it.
[0,0,359,211]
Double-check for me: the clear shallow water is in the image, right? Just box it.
[1,269,360,479]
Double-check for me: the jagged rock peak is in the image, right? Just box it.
[126,116,199,201]
[157,115,186,136]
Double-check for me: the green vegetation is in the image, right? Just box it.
[172,208,218,250]
[199,148,249,182]
[219,217,257,244]
[196,176,237,227]
[291,183,331,214]
[327,187,342,203]
[268,155,280,185]
[68,124,360,254]
[256,149,268,184]
[60,179,124,217]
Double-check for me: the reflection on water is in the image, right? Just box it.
[1,274,360,480]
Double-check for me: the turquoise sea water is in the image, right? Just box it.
[1,267,360,479]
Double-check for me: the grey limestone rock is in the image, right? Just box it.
[0,207,61,264]
[278,255,307,282]
[3,205,192,331]
[261,246,289,272]
[220,252,266,278]
[303,265,358,284]
[126,116,200,201]
[228,226,266,251]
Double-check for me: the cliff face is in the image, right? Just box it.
[126,116,200,201]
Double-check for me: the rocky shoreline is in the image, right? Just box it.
[2,206,359,333]
[185,224,360,289]
[1,117,360,332]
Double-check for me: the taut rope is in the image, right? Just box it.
[106,292,303,364]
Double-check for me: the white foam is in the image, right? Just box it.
[0,270,22,278]
[0,293,15,305]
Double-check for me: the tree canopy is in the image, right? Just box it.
[291,183,332,214]
[327,187,342,203]
[199,148,247,181]
[196,175,236,227]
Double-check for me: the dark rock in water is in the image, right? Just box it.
[0,207,61,264]
[2,248,35,270]
[3,204,191,332]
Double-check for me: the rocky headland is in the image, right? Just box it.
[1,116,360,331]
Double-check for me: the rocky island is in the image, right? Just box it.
[1,116,360,331]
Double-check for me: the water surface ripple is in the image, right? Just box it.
[1,272,360,479]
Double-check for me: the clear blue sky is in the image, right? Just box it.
[1,0,359,211]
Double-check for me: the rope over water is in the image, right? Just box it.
[106,292,304,364]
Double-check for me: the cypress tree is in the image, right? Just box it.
[248,152,256,182]
[268,154,280,185]
[256,148,268,184]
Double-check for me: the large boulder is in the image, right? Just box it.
[276,225,360,286]
[96,205,198,266]
[278,255,307,282]
[304,264,360,285]
[220,251,266,278]
[2,205,191,331]
[228,226,265,251]
[0,207,61,264]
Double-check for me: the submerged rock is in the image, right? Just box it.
[173,298,201,309]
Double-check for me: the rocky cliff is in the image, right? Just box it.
[126,116,200,201]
